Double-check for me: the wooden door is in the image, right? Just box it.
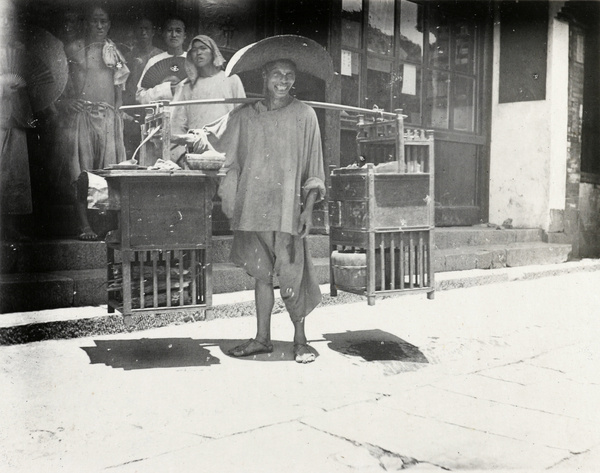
[337,0,493,226]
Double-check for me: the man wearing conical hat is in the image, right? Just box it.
[177,36,333,363]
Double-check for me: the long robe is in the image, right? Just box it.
[205,98,326,236]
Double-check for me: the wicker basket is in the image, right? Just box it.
[185,153,225,171]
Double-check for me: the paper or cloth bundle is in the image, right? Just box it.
[147,158,182,171]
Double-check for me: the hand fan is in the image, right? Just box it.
[0,26,68,112]
[140,56,186,89]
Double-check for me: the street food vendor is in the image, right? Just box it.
[179,36,334,363]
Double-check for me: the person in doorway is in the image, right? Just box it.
[55,6,82,45]
[0,0,33,240]
[124,17,162,103]
[56,3,129,240]
[122,16,163,157]
[170,34,245,162]
[135,17,186,105]
[177,36,333,363]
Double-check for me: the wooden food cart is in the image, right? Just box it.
[99,169,219,323]
[329,111,435,305]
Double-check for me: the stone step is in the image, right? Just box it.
[0,269,107,314]
[3,258,600,345]
[0,241,571,314]
[1,229,547,274]
[1,239,107,274]
[434,227,544,249]
[434,242,572,272]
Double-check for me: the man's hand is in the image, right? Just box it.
[122,112,136,123]
[298,188,319,238]
[59,99,87,113]
[162,75,183,94]
[298,208,313,238]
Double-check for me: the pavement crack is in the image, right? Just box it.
[435,385,585,421]
[546,449,590,470]
[299,421,421,470]
[105,457,146,469]
[475,372,527,386]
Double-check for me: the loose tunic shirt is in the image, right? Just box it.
[205,98,326,236]
[171,71,245,134]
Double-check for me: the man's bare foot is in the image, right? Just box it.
[228,338,273,357]
[294,343,316,364]
[78,227,98,241]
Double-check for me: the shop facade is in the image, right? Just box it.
[23,0,600,257]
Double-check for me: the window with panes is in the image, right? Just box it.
[341,0,480,133]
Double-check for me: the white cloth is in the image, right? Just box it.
[86,171,109,210]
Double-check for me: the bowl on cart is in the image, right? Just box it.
[185,152,225,171]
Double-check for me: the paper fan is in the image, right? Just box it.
[140,56,187,89]
[0,26,68,112]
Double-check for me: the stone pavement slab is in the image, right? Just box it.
[301,401,569,470]
[108,421,398,473]
[432,373,600,425]
[377,384,600,452]
[3,271,600,471]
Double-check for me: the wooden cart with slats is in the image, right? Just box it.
[329,111,435,305]
[98,169,220,323]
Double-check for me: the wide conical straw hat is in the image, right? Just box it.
[225,35,334,82]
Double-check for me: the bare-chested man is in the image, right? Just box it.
[57,4,129,240]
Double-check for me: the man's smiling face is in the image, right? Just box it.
[264,60,296,99]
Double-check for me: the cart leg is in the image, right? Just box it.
[367,295,376,306]
[106,246,115,314]
[330,246,338,296]
[122,315,135,329]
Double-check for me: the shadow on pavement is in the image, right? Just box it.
[82,338,221,370]
[81,338,319,369]
[322,329,428,363]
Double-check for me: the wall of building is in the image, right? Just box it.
[489,9,569,230]
[578,183,600,257]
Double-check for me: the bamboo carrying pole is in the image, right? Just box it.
[120,98,403,119]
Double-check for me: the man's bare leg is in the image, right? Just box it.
[255,278,274,344]
[228,278,274,356]
[75,173,97,241]
[293,317,316,364]
[76,201,98,241]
